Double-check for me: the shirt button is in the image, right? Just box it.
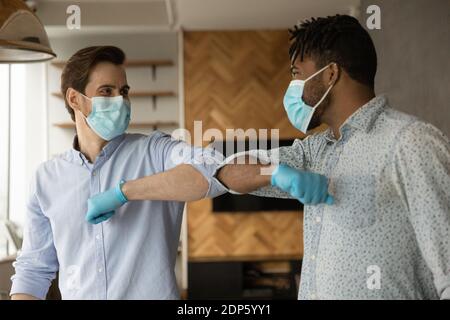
[310,293,317,299]
[311,255,316,261]
[92,171,96,176]
[98,268,103,273]
[95,235,101,240]
[315,216,321,223]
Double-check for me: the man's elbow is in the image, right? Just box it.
[216,164,266,194]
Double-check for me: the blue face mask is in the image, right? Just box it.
[79,93,131,141]
[283,64,333,133]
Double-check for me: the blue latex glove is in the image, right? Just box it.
[271,164,334,205]
[86,180,128,224]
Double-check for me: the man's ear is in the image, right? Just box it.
[66,88,82,113]
[327,63,340,86]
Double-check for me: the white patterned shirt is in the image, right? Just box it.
[218,95,450,300]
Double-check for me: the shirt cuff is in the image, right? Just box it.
[211,149,275,195]
[211,154,244,195]
[187,162,227,198]
[10,276,50,300]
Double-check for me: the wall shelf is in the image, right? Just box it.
[51,91,175,98]
[51,59,174,68]
[53,121,178,130]
[50,59,174,80]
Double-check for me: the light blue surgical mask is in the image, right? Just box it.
[283,64,333,133]
[79,93,131,141]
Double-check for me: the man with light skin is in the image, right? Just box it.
[89,15,450,300]
[10,46,332,300]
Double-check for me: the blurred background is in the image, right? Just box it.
[0,0,449,300]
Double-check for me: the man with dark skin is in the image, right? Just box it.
[214,16,450,299]
[215,57,375,193]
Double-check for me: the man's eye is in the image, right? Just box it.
[100,88,112,95]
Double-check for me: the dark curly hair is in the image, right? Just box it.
[289,15,377,88]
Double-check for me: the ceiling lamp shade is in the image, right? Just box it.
[0,0,56,63]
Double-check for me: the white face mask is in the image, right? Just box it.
[283,64,333,133]
[79,93,131,141]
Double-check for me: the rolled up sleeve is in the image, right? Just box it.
[10,172,59,300]
[149,131,227,198]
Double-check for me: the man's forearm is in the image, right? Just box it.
[122,164,209,202]
[86,154,333,224]
[217,156,274,194]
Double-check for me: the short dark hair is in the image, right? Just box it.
[61,46,126,121]
[289,15,377,88]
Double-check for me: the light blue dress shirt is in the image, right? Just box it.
[10,131,226,299]
[217,95,450,300]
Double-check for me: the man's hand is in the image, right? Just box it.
[271,164,334,205]
[85,180,128,224]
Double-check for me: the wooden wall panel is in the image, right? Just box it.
[184,31,303,260]
[184,30,303,139]
[187,199,303,261]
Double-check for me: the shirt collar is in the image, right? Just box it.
[324,95,387,142]
[344,95,387,133]
[70,134,126,166]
